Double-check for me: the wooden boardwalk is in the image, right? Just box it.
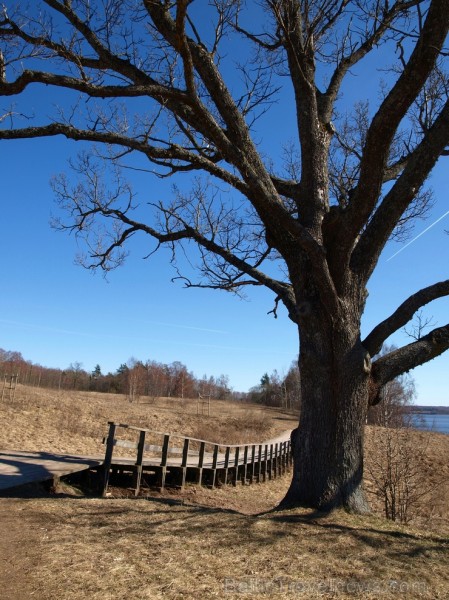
[0,423,293,494]
[0,451,102,491]
[101,422,293,495]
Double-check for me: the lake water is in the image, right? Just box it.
[411,413,449,435]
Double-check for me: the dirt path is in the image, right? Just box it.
[0,498,44,600]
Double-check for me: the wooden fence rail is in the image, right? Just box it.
[101,422,293,496]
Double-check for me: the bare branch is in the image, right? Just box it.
[0,69,186,100]
[337,0,449,265]
[353,98,449,278]
[403,309,438,341]
[372,324,449,387]
[0,120,250,189]
[321,1,425,118]
[363,280,449,356]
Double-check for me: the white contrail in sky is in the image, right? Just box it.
[0,318,228,338]
[387,209,449,261]
[143,320,228,335]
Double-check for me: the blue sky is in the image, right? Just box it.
[1,133,448,403]
[0,5,448,404]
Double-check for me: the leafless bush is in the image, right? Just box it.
[367,370,415,428]
[366,426,432,524]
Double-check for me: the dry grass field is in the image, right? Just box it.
[0,384,296,455]
[1,385,448,599]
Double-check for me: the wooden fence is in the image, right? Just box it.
[101,421,292,496]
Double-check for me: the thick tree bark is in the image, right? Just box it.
[279,271,371,512]
[283,336,371,511]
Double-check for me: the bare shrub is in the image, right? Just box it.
[367,369,415,428]
[366,426,433,524]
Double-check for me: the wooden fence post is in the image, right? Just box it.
[211,444,219,488]
[279,442,283,475]
[257,444,263,483]
[250,445,256,484]
[274,443,279,477]
[280,442,286,474]
[242,445,249,485]
[197,441,206,486]
[263,444,269,482]
[268,444,274,480]
[159,434,170,490]
[134,429,146,496]
[223,446,231,485]
[180,438,190,490]
[101,422,117,496]
[233,446,240,486]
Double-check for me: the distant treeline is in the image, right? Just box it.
[246,364,301,411]
[0,348,235,400]
[1,347,302,408]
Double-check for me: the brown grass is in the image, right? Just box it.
[0,384,297,455]
[1,492,448,600]
[1,386,448,600]
[365,426,449,531]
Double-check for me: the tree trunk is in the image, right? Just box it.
[281,306,371,513]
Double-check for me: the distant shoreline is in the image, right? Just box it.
[409,405,449,415]
[410,412,449,435]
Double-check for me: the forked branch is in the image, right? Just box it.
[371,324,449,387]
[363,280,449,356]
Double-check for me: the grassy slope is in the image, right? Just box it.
[0,386,448,600]
[0,385,297,454]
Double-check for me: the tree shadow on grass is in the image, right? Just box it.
[4,483,447,597]
[3,462,447,570]
[264,510,449,558]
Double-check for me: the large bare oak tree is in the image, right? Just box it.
[1,0,449,512]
